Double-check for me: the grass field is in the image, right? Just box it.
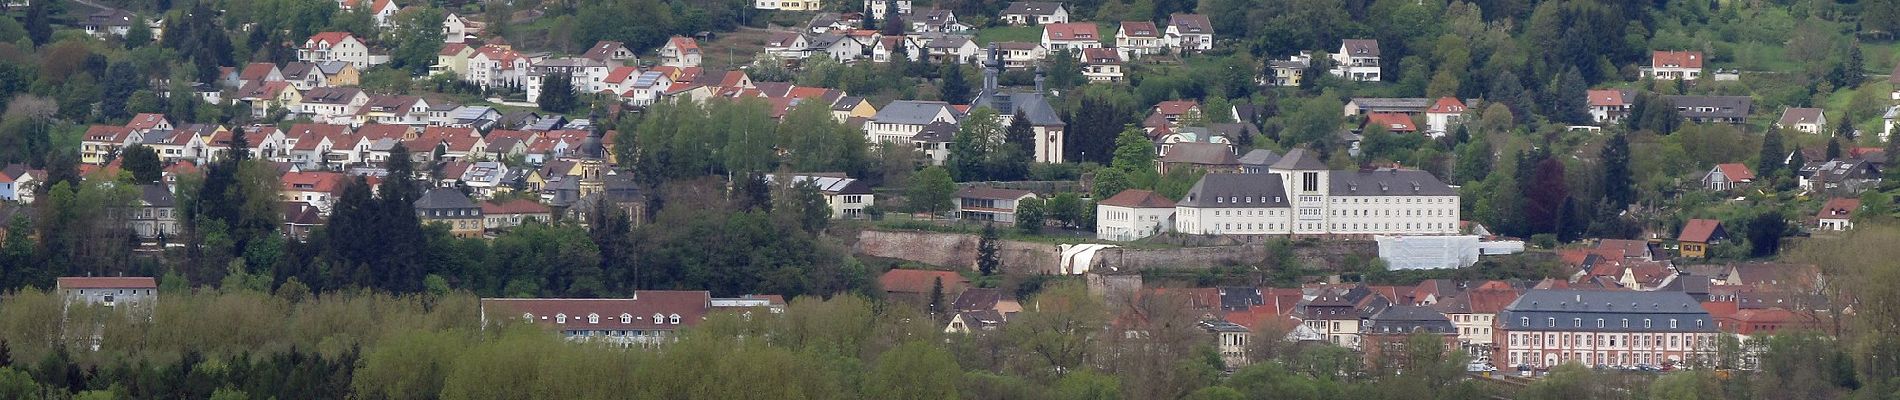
[974,26,1042,45]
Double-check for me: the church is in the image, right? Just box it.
[1170,148,1460,236]
[971,43,1068,164]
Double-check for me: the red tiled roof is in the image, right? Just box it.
[240,63,279,82]
[1819,197,1860,219]
[1154,100,1199,116]
[1099,189,1175,208]
[604,66,640,84]
[1714,163,1755,182]
[281,171,345,194]
[126,113,169,131]
[57,277,157,289]
[438,43,470,56]
[1365,112,1416,132]
[668,36,700,51]
[1652,50,1704,69]
[1426,97,1465,114]
[482,199,551,215]
[1118,21,1159,38]
[1587,89,1627,107]
[307,31,355,47]
[1679,219,1723,243]
[878,269,969,294]
[1043,23,1099,41]
[1081,47,1120,64]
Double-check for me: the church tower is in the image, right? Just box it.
[1268,148,1330,234]
[577,108,608,199]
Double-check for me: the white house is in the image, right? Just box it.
[1096,189,1175,241]
[768,174,876,219]
[525,57,611,103]
[765,32,812,59]
[1330,39,1381,82]
[1817,197,1858,231]
[957,186,1038,223]
[368,0,400,27]
[660,36,702,68]
[299,32,390,70]
[1165,14,1213,53]
[1588,89,1632,125]
[1080,47,1124,82]
[443,13,471,43]
[57,277,158,309]
[1040,22,1101,53]
[1175,148,1460,236]
[867,0,912,15]
[1116,21,1164,59]
[866,100,961,145]
[1775,107,1826,134]
[1644,50,1704,81]
[1424,97,1466,138]
[298,87,369,126]
[1000,2,1068,25]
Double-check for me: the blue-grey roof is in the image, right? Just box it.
[874,100,957,125]
[1498,289,1715,333]
[975,92,1065,126]
[1269,148,1326,170]
[1176,173,1290,208]
[1329,169,1457,196]
[1365,305,1456,335]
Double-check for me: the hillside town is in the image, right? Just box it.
[0,0,1899,398]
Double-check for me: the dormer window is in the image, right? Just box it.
[556,313,567,323]
[588,313,600,324]
[653,313,664,322]
[522,313,533,320]
[669,314,681,324]
[620,313,632,323]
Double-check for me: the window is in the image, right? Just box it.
[1547,317,1556,327]
[653,313,664,322]
[556,314,567,323]
[620,313,632,323]
[1521,317,1530,327]
[669,314,681,324]
[1670,319,1678,329]
[1597,319,1605,328]
[1644,319,1652,328]
[588,313,600,324]
[1573,318,1582,328]
[522,313,534,320]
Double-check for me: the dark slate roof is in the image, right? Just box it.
[414,188,478,210]
[1663,95,1752,119]
[1176,173,1290,208]
[951,288,1003,312]
[1499,289,1715,333]
[138,184,174,207]
[976,92,1065,126]
[1237,149,1280,166]
[912,121,959,143]
[1159,142,1238,166]
[1329,169,1457,196]
[1218,287,1263,311]
[874,100,957,125]
[1002,1,1064,16]
[1269,147,1326,170]
[1364,305,1456,335]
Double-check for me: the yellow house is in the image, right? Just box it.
[1677,219,1725,258]
[831,96,877,123]
[434,43,476,77]
[318,61,361,87]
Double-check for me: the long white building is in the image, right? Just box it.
[1170,148,1461,236]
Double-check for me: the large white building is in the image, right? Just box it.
[1170,148,1460,236]
[1096,189,1176,241]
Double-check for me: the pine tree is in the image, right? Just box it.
[1845,44,1867,88]
[940,60,971,104]
[101,61,142,121]
[1759,127,1786,180]
[1547,67,1589,125]
[121,144,163,184]
[538,72,579,113]
[990,111,1035,180]
[1600,132,1633,209]
[862,4,879,30]
[978,224,1000,275]
[928,277,945,314]
[881,0,906,36]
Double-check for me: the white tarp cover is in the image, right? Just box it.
[1058,244,1120,275]
[1375,235,1482,270]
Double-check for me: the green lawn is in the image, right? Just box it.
[974,26,1042,45]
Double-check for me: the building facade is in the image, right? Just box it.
[1495,290,1719,370]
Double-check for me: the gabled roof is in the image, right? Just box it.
[1713,163,1754,182]
[439,42,471,56]
[302,87,364,105]
[912,121,959,143]
[414,188,478,210]
[951,287,1005,311]
[306,31,357,47]
[1081,47,1121,64]
[482,199,551,215]
[1167,13,1211,34]
[1099,189,1175,208]
[1819,197,1860,219]
[1176,173,1289,208]
[1679,219,1723,243]
[1364,112,1416,132]
[1426,97,1466,114]
[1043,23,1098,41]
[240,63,280,82]
[1652,50,1704,69]
[1330,169,1457,196]
[281,171,345,194]
[1119,21,1159,38]
[874,100,957,125]
[479,292,713,332]
[878,269,969,294]
[83,125,135,143]
[1587,89,1629,107]
[1777,107,1824,127]
[126,113,170,131]
[1269,147,1326,170]
[1153,100,1200,116]
[1340,39,1379,57]
[1159,142,1239,166]
[766,31,805,47]
[1001,1,1065,16]
[581,40,628,61]
[667,36,700,52]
